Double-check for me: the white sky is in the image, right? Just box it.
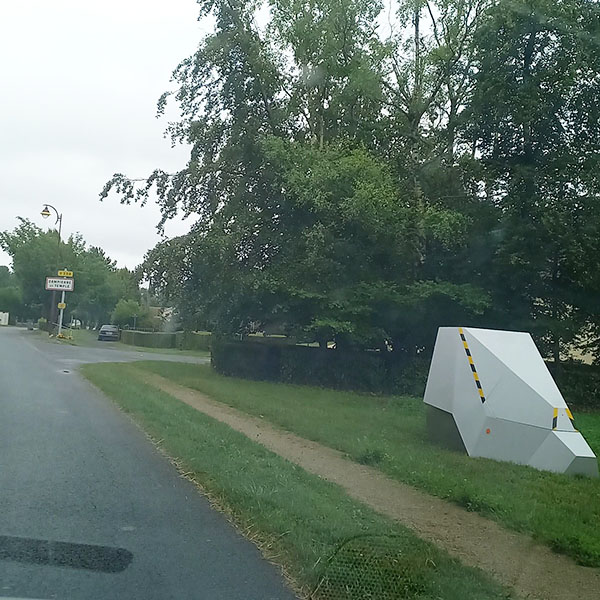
[0,0,205,269]
[0,1,400,271]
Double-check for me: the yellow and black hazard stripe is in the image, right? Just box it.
[458,327,486,404]
[552,407,577,430]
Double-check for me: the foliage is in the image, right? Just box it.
[462,0,600,363]
[0,286,22,319]
[175,330,212,351]
[554,362,600,410]
[111,299,151,329]
[0,218,140,326]
[211,338,428,395]
[0,266,14,287]
[102,0,600,364]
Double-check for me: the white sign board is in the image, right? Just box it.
[45,277,74,292]
[0,312,8,326]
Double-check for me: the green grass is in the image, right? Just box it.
[132,361,600,568]
[60,328,97,345]
[82,362,515,600]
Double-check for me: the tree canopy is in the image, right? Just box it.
[102,0,600,362]
[0,218,140,327]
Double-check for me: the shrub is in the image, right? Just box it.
[111,299,152,329]
[554,362,600,410]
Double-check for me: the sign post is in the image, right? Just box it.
[45,273,74,335]
[57,290,66,336]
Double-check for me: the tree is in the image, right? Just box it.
[0,286,22,321]
[463,0,600,364]
[0,266,14,288]
[0,218,67,319]
[103,0,600,368]
[141,138,488,355]
[111,299,151,329]
[0,266,23,322]
[0,219,141,328]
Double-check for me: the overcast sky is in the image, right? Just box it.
[0,0,205,269]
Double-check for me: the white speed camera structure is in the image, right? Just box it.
[424,327,598,477]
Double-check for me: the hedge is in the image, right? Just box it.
[120,330,212,351]
[554,362,600,409]
[176,331,212,352]
[120,330,176,349]
[210,339,600,404]
[211,338,428,395]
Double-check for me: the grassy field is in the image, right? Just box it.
[131,361,600,568]
[81,362,514,600]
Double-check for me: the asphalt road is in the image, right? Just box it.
[0,327,297,600]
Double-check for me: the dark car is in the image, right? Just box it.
[98,324,120,341]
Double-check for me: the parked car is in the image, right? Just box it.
[98,324,120,341]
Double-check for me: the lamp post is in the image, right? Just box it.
[41,204,63,333]
[41,204,62,249]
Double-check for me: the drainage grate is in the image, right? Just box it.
[311,535,433,600]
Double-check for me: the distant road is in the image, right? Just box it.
[0,327,295,600]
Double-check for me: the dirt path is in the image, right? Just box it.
[141,370,600,600]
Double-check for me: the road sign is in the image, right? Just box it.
[57,302,66,310]
[46,277,74,291]
[58,270,73,277]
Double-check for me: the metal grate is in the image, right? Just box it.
[311,535,432,600]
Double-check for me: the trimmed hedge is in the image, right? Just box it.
[210,340,600,404]
[120,330,212,351]
[554,362,600,409]
[211,338,428,395]
[120,330,176,348]
[176,331,212,351]
[247,334,297,345]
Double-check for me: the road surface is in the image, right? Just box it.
[0,327,296,600]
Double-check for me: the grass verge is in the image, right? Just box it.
[133,361,600,568]
[82,362,515,600]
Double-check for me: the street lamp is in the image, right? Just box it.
[41,204,63,334]
[41,204,63,246]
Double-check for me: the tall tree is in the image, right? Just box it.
[465,0,600,363]
[103,0,600,366]
[0,219,140,327]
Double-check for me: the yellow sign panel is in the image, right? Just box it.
[57,302,66,310]
[58,270,73,277]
